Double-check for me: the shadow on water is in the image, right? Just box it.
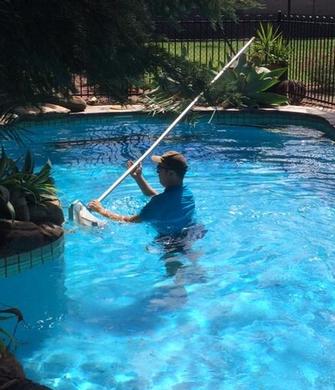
[0,256,67,356]
[153,223,208,277]
[68,225,206,336]
[72,224,208,336]
[92,283,188,335]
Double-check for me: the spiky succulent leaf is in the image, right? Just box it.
[251,92,288,105]
[22,150,34,174]
[0,185,15,220]
[0,149,57,213]
[0,308,24,323]
[5,201,15,221]
[0,307,24,352]
[0,327,14,350]
[250,22,290,66]
[264,67,288,79]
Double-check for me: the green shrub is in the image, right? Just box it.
[205,54,288,108]
[143,53,288,112]
[251,23,290,67]
[0,148,57,221]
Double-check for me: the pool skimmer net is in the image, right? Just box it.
[67,38,255,230]
[69,200,106,228]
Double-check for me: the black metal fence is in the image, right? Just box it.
[75,13,335,107]
[282,14,335,105]
[153,13,335,107]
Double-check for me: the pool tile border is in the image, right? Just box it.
[0,235,64,278]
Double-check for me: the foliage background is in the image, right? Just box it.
[0,0,259,110]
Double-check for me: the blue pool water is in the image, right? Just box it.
[2,114,335,389]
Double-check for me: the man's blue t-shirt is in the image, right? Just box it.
[139,185,195,235]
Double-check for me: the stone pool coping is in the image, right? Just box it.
[73,104,335,130]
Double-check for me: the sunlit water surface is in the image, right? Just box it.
[1,115,335,389]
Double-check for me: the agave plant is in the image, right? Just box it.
[0,148,57,221]
[205,54,288,108]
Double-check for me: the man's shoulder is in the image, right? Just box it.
[147,185,194,205]
[181,185,195,200]
[151,191,167,202]
[182,185,193,195]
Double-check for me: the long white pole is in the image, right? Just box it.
[98,37,255,202]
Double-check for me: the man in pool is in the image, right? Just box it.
[88,151,195,235]
[89,150,206,275]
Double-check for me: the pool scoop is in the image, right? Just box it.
[69,37,255,227]
[68,200,106,227]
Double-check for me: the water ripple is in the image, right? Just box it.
[3,117,335,389]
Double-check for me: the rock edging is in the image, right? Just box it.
[0,200,64,261]
[13,96,87,120]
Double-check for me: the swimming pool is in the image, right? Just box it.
[2,113,335,389]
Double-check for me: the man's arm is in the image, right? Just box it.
[127,161,158,196]
[88,200,140,223]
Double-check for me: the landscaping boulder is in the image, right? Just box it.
[48,95,87,112]
[0,350,51,389]
[1,193,64,226]
[29,200,64,226]
[38,103,70,116]
[9,190,30,222]
[275,80,306,105]
[0,220,63,258]
[0,186,12,219]
[13,104,70,119]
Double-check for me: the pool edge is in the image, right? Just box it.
[71,104,335,134]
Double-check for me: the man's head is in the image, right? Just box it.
[152,151,188,187]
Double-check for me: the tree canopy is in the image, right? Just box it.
[0,0,259,108]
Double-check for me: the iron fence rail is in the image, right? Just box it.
[74,13,335,107]
[282,15,335,105]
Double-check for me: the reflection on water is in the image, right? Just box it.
[0,256,66,355]
[152,223,207,276]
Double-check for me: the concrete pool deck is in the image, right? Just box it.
[73,104,335,131]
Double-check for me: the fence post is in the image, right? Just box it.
[277,10,282,30]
